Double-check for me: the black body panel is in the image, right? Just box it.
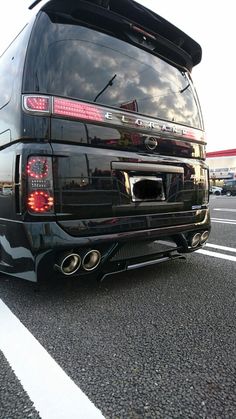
[0,141,210,282]
[51,143,208,219]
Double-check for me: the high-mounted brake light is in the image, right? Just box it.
[131,25,156,40]
[24,96,50,113]
[26,156,54,214]
[53,97,103,122]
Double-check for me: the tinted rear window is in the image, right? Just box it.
[24,12,202,129]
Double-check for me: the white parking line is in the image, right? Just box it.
[197,249,236,262]
[211,218,236,225]
[0,300,104,419]
[205,243,236,253]
[213,208,236,213]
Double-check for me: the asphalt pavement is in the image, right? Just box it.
[0,195,235,419]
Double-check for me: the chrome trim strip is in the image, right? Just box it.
[112,162,184,173]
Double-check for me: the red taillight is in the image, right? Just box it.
[23,95,103,122]
[53,97,103,122]
[26,157,49,179]
[182,129,205,142]
[26,156,54,214]
[27,191,54,212]
[23,96,50,113]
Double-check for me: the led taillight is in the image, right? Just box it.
[27,191,54,212]
[26,156,54,214]
[23,96,50,113]
[26,157,49,179]
[53,97,103,122]
[182,129,205,142]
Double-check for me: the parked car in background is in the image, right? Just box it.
[221,180,236,196]
[210,186,222,195]
[0,185,13,195]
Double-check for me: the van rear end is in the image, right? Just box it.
[0,0,210,282]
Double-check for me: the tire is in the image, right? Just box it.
[226,191,232,197]
[215,191,220,196]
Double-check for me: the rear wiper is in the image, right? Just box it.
[179,83,190,94]
[94,74,117,102]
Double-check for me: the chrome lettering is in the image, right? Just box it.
[105,112,113,120]
[103,109,195,138]
[162,125,172,132]
[135,119,144,126]
[121,115,129,123]
[148,122,159,129]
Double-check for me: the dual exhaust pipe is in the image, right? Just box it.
[55,250,101,276]
[189,230,209,248]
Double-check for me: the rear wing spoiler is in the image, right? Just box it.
[111,0,202,68]
[31,0,202,71]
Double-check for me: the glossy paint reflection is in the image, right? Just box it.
[24,12,202,129]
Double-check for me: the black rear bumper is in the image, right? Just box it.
[0,208,210,282]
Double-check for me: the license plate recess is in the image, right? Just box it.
[129,176,165,202]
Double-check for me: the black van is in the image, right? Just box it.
[0,0,210,282]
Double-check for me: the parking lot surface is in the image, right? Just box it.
[0,196,236,419]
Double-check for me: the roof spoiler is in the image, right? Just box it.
[31,0,202,70]
[125,0,202,68]
[29,0,43,9]
[29,0,110,9]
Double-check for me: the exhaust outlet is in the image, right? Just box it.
[189,233,201,248]
[200,230,209,244]
[54,253,81,276]
[82,250,101,271]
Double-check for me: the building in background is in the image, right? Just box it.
[206,149,236,186]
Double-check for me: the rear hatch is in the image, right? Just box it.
[22,1,208,233]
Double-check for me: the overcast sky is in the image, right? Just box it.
[0,0,235,152]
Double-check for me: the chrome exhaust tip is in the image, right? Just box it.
[54,253,81,276]
[189,233,201,248]
[82,250,101,271]
[200,230,209,244]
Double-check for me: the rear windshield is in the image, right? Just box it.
[24,12,203,129]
